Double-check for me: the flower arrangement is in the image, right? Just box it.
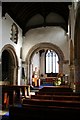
[54,77,61,86]
[54,73,63,86]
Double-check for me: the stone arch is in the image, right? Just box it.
[1,44,18,85]
[25,42,65,84]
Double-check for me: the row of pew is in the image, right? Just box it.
[1,85,29,110]
[9,85,80,119]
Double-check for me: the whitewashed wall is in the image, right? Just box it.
[23,26,69,75]
[2,13,23,85]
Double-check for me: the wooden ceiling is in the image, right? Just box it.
[2,2,72,35]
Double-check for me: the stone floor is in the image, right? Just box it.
[0,110,9,120]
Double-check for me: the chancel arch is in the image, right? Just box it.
[2,44,18,85]
[25,42,65,85]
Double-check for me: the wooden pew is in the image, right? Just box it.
[31,94,80,101]
[2,85,29,110]
[38,86,73,92]
[9,85,80,119]
[9,103,80,120]
[22,98,80,108]
[36,91,80,96]
[35,85,80,96]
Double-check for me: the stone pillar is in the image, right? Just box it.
[58,61,63,73]
[13,66,18,85]
[28,61,31,85]
[39,55,41,76]
[25,63,28,85]
[69,65,75,90]
[24,64,28,85]
[74,10,80,92]
[74,59,80,92]
[69,39,74,90]
[29,63,32,85]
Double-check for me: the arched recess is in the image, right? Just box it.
[25,42,65,85]
[74,2,80,92]
[1,44,18,85]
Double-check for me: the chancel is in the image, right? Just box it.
[0,1,80,119]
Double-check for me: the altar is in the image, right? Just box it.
[40,77,56,86]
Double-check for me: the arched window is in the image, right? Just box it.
[46,50,59,73]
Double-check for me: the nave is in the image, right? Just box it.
[1,1,80,119]
[1,85,80,119]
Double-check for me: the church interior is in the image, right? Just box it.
[0,1,80,119]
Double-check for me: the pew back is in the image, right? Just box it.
[31,94,80,101]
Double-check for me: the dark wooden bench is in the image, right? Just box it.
[22,98,80,108]
[1,85,29,110]
[39,86,73,92]
[9,85,80,119]
[31,94,80,101]
[9,104,80,120]
[36,91,80,96]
